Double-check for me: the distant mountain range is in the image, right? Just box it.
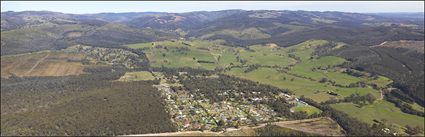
[1,10,424,136]
[1,10,423,55]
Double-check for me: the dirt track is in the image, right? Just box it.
[1,51,85,78]
[25,52,50,75]
[122,117,344,136]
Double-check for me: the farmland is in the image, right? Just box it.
[1,38,412,136]
[1,9,424,136]
[330,100,425,132]
[123,39,423,135]
[1,51,86,78]
[126,39,389,103]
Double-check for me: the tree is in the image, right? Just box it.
[217,119,226,127]
[365,93,376,104]
[405,125,424,135]
[319,78,328,83]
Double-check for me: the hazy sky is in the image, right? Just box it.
[1,1,424,14]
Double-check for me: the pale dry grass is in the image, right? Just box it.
[1,51,85,78]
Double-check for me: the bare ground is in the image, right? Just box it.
[122,117,344,136]
[1,51,85,78]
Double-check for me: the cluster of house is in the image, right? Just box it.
[64,45,141,69]
[154,83,218,131]
[152,72,311,132]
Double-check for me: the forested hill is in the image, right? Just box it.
[2,9,424,106]
[1,10,424,55]
[1,10,424,136]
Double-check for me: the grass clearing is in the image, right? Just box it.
[239,45,296,67]
[128,40,227,70]
[128,39,390,105]
[225,67,380,102]
[330,100,425,129]
[292,105,322,116]
[118,71,155,81]
[411,103,424,113]
[366,76,393,88]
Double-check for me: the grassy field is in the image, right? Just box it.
[127,40,296,70]
[330,100,425,129]
[127,40,233,70]
[239,45,296,67]
[127,39,388,104]
[225,67,380,102]
[117,71,156,81]
[292,105,322,116]
[1,51,86,78]
[125,39,421,135]
[411,103,425,113]
[366,76,393,89]
[200,28,272,40]
[223,40,383,102]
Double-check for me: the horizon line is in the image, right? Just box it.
[2,9,424,15]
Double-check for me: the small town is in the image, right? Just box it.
[152,72,309,131]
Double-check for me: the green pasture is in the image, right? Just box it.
[330,100,425,129]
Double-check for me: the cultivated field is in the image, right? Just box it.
[1,51,86,78]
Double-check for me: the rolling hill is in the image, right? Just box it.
[1,10,424,136]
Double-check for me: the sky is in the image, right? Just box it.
[1,1,424,14]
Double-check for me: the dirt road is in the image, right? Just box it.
[122,117,344,136]
[25,52,50,75]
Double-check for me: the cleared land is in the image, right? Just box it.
[127,39,414,135]
[124,117,342,136]
[374,40,424,53]
[292,105,322,116]
[127,40,222,70]
[411,103,425,113]
[225,67,380,102]
[272,117,343,136]
[128,40,385,103]
[331,100,425,129]
[117,71,156,81]
[1,51,85,78]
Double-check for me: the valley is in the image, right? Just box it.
[1,9,424,136]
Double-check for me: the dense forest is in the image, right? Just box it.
[1,66,176,136]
